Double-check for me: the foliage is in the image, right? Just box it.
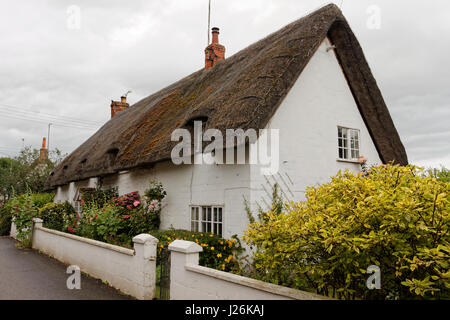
[81,186,118,209]
[39,202,75,231]
[9,192,54,246]
[0,147,65,200]
[244,164,450,300]
[10,193,38,244]
[426,166,450,183]
[150,229,242,272]
[144,180,167,201]
[71,203,131,248]
[55,181,167,249]
[245,183,284,224]
[0,202,13,236]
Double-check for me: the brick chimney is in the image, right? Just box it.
[205,27,225,70]
[110,96,129,118]
[39,137,47,161]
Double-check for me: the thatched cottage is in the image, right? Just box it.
[46,4,407,240]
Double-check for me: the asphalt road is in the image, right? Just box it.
[0,237,132,300]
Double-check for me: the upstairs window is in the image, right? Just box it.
[338,127,360,161]
[190,206,223,237]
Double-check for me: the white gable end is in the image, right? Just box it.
[249,37,382,213]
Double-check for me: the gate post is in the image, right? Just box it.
[168,240,203,300]
[132,234,159,300]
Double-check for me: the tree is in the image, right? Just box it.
[0,147,65,200]
[244,164,449,300]
[426,166,450,183]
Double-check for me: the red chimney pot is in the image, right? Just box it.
[205,27,225,70]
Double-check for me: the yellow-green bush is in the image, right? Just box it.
[244,165,449,299]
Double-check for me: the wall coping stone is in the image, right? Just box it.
[169,240,203,253]
[34,225,135,256]
[185,265,329,300]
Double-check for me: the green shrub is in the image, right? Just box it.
[39,202,75,231]
[10,193,38,244]
[0,203,13,236]
[150,229,242,272]
[81,187,118,209]
[244,164,450,300]
[30,193,54,209]
[8,192,54,245]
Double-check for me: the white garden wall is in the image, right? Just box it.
[168,240,328,300]
[30,218,158,300]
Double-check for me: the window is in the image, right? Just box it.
[190,206,223,236]
[338,127,360,160]
[73,191,82,214]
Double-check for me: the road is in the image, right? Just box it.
[0,237,132,300]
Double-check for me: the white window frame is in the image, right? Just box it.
[73,189,82,214]
[190,205,224,237]
[338,126,360,161]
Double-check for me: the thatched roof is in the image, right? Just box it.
[46,4,408,189]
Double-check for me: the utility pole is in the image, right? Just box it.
[48,123,52,151]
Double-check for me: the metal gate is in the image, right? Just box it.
[157,245,170,300]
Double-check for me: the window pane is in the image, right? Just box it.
[218,224,222,237]
[213,223,217,235]
[202,222,206,232]
[207,207,212,221]
[191,207,195,220]
[213,207,217,222]
[202,207,207,221]
[343,148,348,159]
[218,208,222,222]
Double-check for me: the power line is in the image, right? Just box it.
[0,112,101,130]
[0,107,103,128]
[0,103,105,125]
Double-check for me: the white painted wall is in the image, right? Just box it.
[54,37,382,241]
[168,240,328,300]
[248,37,382,216]
[31,218,158,300]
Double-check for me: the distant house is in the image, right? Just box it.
[46,4,407,240]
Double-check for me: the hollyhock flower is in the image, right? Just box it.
[121,215,130,219]
[68,226,75,233]
[133,200,140,207]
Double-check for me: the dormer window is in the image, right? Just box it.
[338,127,360,161]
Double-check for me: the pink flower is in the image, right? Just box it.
[126,204,131,208]
[133,200,140,207]
[121,215,130,219]
[358,156,368,164]
[68,226,75,233]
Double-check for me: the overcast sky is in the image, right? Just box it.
[0,0,448,168]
